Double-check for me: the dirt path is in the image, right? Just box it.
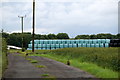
[3,53,95,79]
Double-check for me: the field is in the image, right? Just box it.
[26,47,119,78]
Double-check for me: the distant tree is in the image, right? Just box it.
[117,34,120,39]
[2,32,9,39]
[90,34,97,39]
[57,33,69,39]
[7,34,22,47]
[75,35,90,39]
[96,33,113,39]
[48,34,57,39]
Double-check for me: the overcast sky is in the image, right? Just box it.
[0,0,119,38]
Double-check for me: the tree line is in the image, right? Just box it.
[1,31,120,49]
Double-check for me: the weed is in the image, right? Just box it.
[35,65,46,68]
[41,74,49,77]
[26,58,33,61]
[30,60,38,63]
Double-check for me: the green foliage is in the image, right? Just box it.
[49,47,119,71]
[35,65,46,68]
[31,53,118,78]
[75,33,119,39]
[57,33,69,39]
[48,34,57,39]
[0,38,8,78]
[30,60,38,63]
[28,47,119,72]
[41,74,49,77]
[75,35,90,39]
[26,58,33,61]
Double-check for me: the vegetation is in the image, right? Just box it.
[1,31,120,49]
[56,33,69,39]
[27,47,119,78]
[0,38,8,78]
[75,33,120,39]
[41,74,50,77]
[35,65,46,68]
[30,60,38,63]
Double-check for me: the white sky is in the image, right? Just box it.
[0,0,119,38]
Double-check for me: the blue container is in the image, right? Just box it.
[105,43,109,47]
[87,44,90,47]
[30,41,32,44]
[75,40,80,44]
[50,44,55,48]
[64,44,68,48]
[61,40,66,44]
[34,40,40,44]
[27,48,32,50]
[38,44,42,48]
[56,48,59,49]
[42,48,46,50]
[91,44,95,47]
[79,39,84,44]
[51,48,55,50]
[40,40,44,44]
[101,39,106,43]
[72,44,77,47]
[38,48,42,50]
[28,44,32,48]
[55,44,59,48]
[42,44,47,48]
[58,40,62,44]
[46,44,50,48]
[66,40,71,44]
[84,40,89,44]
[97,39,101,43]
[105,39,110,43]
[82,43,86,47]
[48,40,53,44]
[53,40,57,44]
[71,40,75,44]
[93,39,97,44]
[78,44,82,47]
[95,44,99,47]
[60,44,64,48]
[68,44,72,47]
[99,43,104,47]
[46,48,50,50]
[43,40,48,44]
[88,40,93,44]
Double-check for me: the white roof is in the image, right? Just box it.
[7,45,22,50]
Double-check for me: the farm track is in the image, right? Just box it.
[2,53,96,80]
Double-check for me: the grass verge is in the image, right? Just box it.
[30,53,119,78]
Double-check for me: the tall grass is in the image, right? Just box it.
[0,38,8,78]
[27,47,119,78]
[44,47,119,71]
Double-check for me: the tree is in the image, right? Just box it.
[90,34,97,39]
[57,33,69,39]
[75,35,90,39]
[48,34,57,39]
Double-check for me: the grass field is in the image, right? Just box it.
[25,47,119,78]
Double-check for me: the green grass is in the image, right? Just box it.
[0,38,8,79]
[30,60,38,63]
[26,58,33,61]
[41,74,50,77]
[39,54,118,78]
[27,47,119,78]
[35,65,46,68]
